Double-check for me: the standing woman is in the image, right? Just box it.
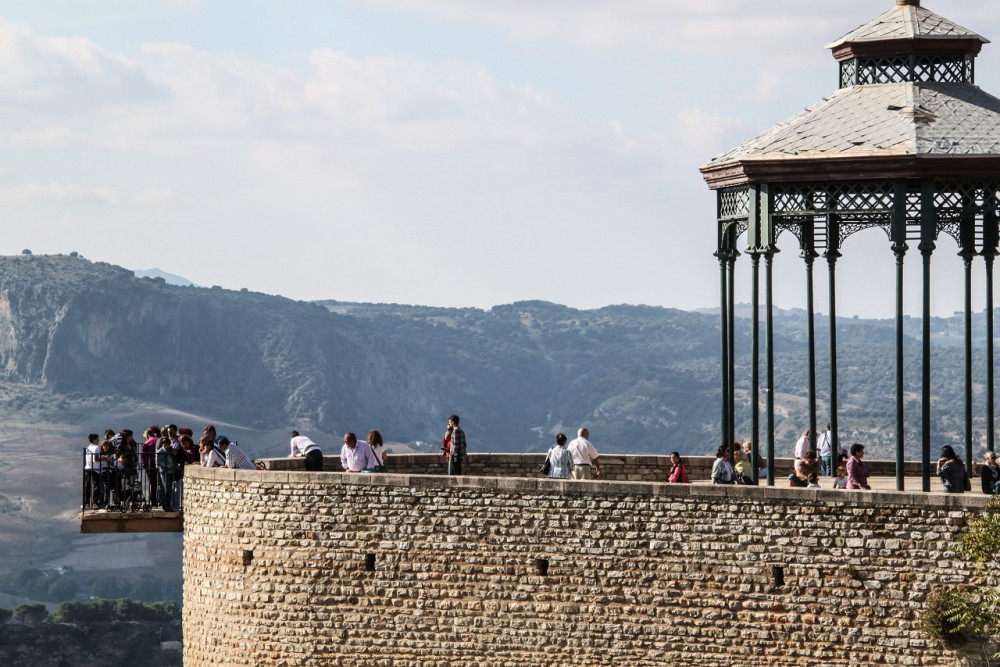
[142,425,161,507]
[846,443,871,490]
[546,433,574,479]
[668,452,689,483]
[937,445,969,493]
[368,430,387,473]
[711,445,735,485]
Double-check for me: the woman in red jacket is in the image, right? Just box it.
[668,451,689,483]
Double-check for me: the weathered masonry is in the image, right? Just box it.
[183,465,993,666]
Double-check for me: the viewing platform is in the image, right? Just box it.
[79,509,183,534]
[78,452,992,535]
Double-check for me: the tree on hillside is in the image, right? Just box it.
[12,603,47,625]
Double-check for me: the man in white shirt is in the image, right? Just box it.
[567,428,601,480]
[794,430,810,461]
[340,432,375,473]
[83,433,106,508]
[816,423,832,476]
[290,430,324,471]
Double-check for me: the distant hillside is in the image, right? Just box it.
[0,253,992,459]
[132,268,198,287]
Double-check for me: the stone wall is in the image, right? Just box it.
[260,452,924,482]
[183,466,993,666]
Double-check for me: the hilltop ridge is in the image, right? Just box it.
[0,252,989,457]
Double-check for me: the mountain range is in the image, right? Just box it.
[0,252,994,459]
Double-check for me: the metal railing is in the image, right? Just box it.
[81,449,185,513]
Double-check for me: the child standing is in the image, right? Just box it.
[832,465,848,489]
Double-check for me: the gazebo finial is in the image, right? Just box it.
[896,0,920,6]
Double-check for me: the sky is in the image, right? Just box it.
[0,0,999,317]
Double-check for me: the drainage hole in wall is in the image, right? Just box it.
[772,565,784,587]
[535,558,549,576]
[365,553,377,572]
[242,549,254,567]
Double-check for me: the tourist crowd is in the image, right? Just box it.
[85,414,1000,508]
[82,423,256,511]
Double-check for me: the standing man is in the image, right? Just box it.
[290,430,324,471]
[83,433,105,508]
[218,437,255,470]
[446,415,466,476]
[794,430,810,462]
[816,423,832,476]
[567,428,601,480]
[340,432,375,473]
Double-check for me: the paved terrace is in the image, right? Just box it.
[260,452,983,494]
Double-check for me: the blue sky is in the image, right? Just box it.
[0,0,998,317]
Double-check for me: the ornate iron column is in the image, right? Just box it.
[826,220,841,472]
[962,250,974,469]
[804,246,818,455]
[987,253,996,454]
[891,180,908,490]
[765,250,776,486]
[919,180,936,491]
[893,240,907,490]
[751,252,761,484]
[984,205,998,456]
[727,251,738,449]
[716,249,730,453]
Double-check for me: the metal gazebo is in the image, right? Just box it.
[700,0,1000,490]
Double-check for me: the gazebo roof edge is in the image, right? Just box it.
[701,153,1000,190]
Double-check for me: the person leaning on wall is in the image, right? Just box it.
[936,445,970,494]
[289,430,324,471]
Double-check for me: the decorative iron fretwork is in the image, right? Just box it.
[827,181,893,221]
[774,217,810,250]
[840,54,973,88]
[935,181,1000,249]
[839,59,858,89]
[773,182,891,218]
[718,186,751,222]
[773,181,895,252]
[719,220,748,250]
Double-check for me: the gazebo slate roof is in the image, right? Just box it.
[826,3,987,50]
[701,82,1000,188]
[702,2,1000,189]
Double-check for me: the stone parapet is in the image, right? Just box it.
[260,452,925,481]
[183,465,993,666]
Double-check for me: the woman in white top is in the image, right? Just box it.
[368,430,387,472]
[200,435,225,468]
[711,445,735,484]
[546,433,574,479]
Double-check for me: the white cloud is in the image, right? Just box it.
[669,106,744,159]
[365,0,864,60]
[0,183,178,207]
[0,16,161,107]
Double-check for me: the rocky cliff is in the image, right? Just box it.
[0,254,439,440]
